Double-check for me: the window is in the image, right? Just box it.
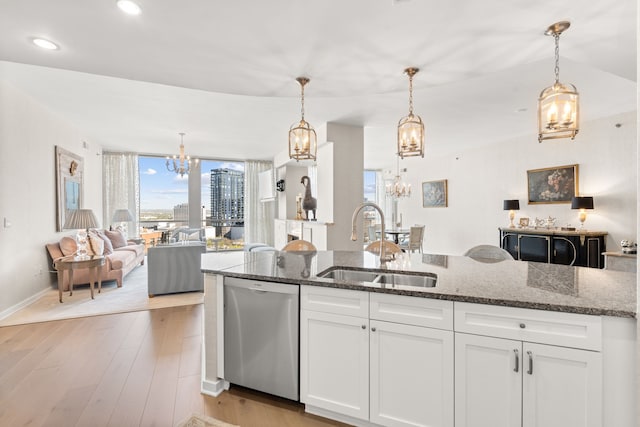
[139,156,245,251]
[200,160,245,250]
[139,156,189,228]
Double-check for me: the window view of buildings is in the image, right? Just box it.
[139,156,245,251]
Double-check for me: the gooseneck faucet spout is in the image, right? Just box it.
[351,202,394,263]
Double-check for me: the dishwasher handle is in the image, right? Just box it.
[224,277,299,295]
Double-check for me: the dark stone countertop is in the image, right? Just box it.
[201,250,637,318]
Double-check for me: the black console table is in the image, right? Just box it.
[499,227,607,269]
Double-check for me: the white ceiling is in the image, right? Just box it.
[0,0,636,169]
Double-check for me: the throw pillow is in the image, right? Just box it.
[93,229,114,255]
[88,231,105,255]
[105,229,127,249]
[60,236,77,256]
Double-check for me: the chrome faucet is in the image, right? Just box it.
[351,202,394,263]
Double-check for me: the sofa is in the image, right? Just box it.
[46,229,145,290]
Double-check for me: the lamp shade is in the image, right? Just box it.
[571,196,593,210]
[112,209,134,222]
[63,209,99,230]
[503,200,520,210]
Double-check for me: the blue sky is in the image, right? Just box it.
[139,156,244,210]
[364,170,377,202]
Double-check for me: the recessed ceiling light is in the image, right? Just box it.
[32,38,59,50]
[117,0,142,15]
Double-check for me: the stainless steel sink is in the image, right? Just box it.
[375,272,437,288]
[318,268,437,288]
[318,269,380,283]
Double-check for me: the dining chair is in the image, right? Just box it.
[399,225,425,253]
[365,240,402,255]
[282,239,317,252]
[463,244,514,262]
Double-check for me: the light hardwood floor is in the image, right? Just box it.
[0,305,349,427]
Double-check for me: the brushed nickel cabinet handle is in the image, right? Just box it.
[527,351,533,375]
[514,349,519,373]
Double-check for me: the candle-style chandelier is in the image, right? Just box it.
[397,67,424,158]
[288,77,317,162]
[386,155,411,199]
[538,21,579,142]
[166,132,198,177]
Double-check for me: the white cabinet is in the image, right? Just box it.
[521,342,601,427]
[300,309,369,419]
[273,219,328,250]
[370,319,453,427]
[301,286,454,427]
[300,286,370,420]
[454,333,521,427]
[454,303,603,427]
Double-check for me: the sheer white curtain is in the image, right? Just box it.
[244,160,275,246]
[103,152,140,236]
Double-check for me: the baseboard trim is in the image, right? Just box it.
[0,287,51,322]
[201,378,229,397]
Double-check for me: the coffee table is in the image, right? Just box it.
[53,255,105,303]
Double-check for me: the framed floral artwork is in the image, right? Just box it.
[527,164,578,204]
[422,179,448,208]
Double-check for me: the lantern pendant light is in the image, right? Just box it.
[288,77,317,162]
[397,67,424,158]
[538,21,579,142]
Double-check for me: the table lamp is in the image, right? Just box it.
[63,209,100,258]
[503,200,520,228]
[112,208,134,237]
[571,196,594,229]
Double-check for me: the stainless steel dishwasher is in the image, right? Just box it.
[224,277,299,401]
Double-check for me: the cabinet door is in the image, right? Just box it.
[522,342,602,427]
[518,235,550,263]
[552,237,577,265]
[370,320,454,427]
[455,333,521,427]
[300,310,369,420]
[500,232,519,259]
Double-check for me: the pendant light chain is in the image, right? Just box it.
[554,33,560,84]
[408,72,414,116]
[300,80,305,121]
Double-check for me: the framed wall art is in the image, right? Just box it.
[55,146,84,231]
[422,179,448,208]
[527,164,578,204]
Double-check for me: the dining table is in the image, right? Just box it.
[384,228,410,244]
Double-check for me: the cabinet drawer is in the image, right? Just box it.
[370,293,453,330]
[454,302,601,351]
[301,285,369,317]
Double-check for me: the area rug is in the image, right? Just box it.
[0,261,203,327]
[176,413,239,427]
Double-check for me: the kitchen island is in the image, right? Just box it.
[201,250,636,427]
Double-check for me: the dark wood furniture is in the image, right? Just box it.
[499,227,607,269]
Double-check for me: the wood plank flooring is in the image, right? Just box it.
[0,305,349,427]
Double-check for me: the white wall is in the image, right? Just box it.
[0,80,103,315]
[396,111,637,255]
